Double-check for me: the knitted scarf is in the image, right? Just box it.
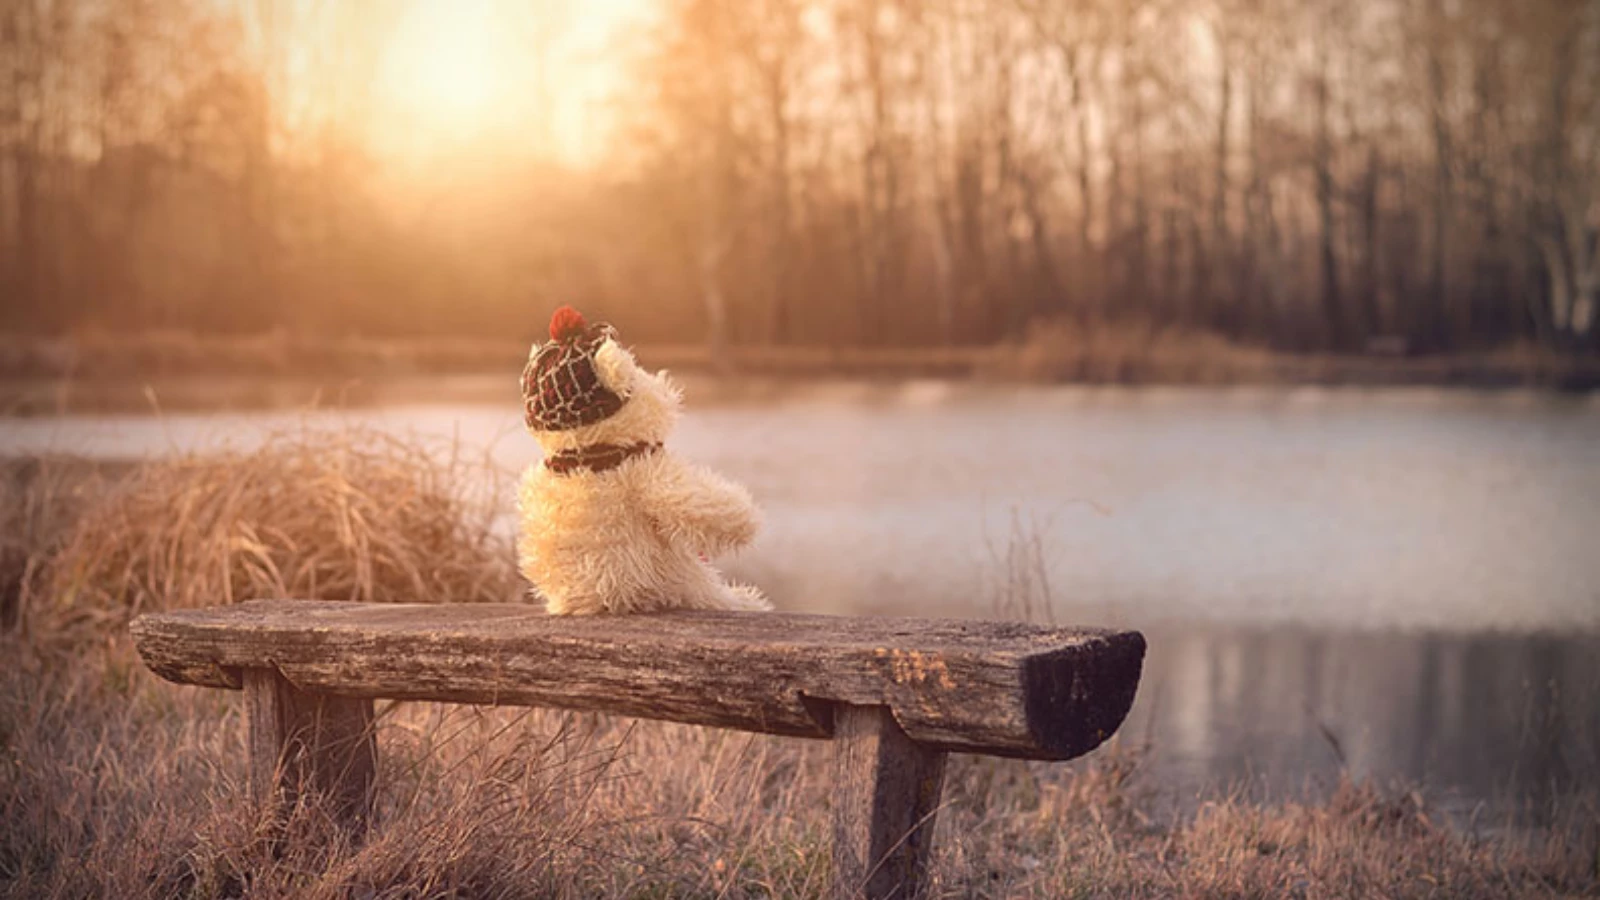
[544,441,661,476]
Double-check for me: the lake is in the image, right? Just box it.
[5,379,1597,827]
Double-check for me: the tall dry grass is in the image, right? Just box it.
[0,457,106,631]
[2,432,1596,897]
[11,427,516,648]
[985,318,1600,390]
[983,318,1282,385]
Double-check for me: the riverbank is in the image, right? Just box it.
[2,443,1594,898]
[2,327,1596,415]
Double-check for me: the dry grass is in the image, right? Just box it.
[987,318,1600,390]
[983,318,1284,385]
[10,428,517,649]
[0,457,108,631]
[3,640,1592,899]
[2,433,1596,898]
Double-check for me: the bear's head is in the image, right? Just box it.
[520,306,681,455]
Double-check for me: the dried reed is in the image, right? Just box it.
[19,426,517,647]
[989,317,1281,385]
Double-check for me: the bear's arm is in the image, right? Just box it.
[638,460,760,557]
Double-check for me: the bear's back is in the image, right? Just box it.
[516,455,696,613]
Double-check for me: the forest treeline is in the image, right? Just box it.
[1,0,1597,355]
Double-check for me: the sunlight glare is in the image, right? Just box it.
[362,0,651,168]
[377,1,509,138]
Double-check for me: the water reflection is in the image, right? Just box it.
[1130,626,1599,825]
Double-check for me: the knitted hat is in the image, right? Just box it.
[521,307,628,432]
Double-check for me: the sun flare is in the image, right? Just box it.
[377,2,510,137]
[358,0,650,165]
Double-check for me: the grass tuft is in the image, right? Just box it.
[12,428,516,648]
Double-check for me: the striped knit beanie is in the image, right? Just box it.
[521,307,627,432]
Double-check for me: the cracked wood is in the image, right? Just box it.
[131,600,1144,760]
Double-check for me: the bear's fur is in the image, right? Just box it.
[517,332,768,615]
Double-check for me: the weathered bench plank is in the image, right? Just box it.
[131,600,1144,760]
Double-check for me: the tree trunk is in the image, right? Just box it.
[1207,46,1232,329]
[1314,53,1344,349]
[765,59,794,345]
[1427,0,1453,351]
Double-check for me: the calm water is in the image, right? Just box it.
[5,381,1598,823]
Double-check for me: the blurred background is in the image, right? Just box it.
[2,0,1597,843]
[0,0,1596,359]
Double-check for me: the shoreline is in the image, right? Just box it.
[4,362,1600,417]
[2,330,1597,417]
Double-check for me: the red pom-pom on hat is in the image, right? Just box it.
[549,306,587,342]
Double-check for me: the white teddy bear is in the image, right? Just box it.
[516,306,769,615]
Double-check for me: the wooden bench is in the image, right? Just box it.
[131,600,1144,900]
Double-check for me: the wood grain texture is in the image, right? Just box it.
[132,600,1145,759]
[831,704,947,900]
[245,667,377,832]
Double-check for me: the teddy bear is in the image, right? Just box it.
[515,306,769,615]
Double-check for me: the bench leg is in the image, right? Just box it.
[831,703,948,900]
[244,667,377,835]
